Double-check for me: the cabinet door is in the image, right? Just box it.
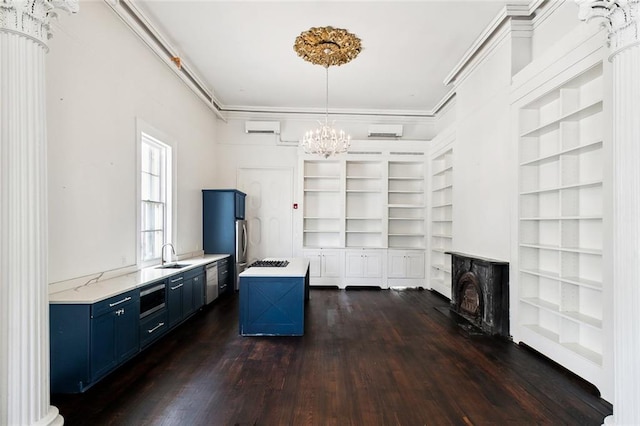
[304,251,322,278]
[167,275,184,328]
[321,251,341,277]
[117,302,140,363]
[182,275,194,318]
[345,252,365,277]
[405,252,425,278]
[90,311,118,381]
[388,251,407,278]
[235,191,246,219]
[192,273,205,309]
[362,251,383,278]
[90,300,139,381]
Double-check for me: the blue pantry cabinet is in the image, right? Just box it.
[202,189,246,295]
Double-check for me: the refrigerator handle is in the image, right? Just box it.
[242,223,248,258]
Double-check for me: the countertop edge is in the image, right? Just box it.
[49,254,230,305]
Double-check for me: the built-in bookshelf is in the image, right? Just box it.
[303,160,342,248]
[429,148,453,297]
[302,154,426,251]
[346,161,384,248]
[517,63,605,374]
[388,161,426,249]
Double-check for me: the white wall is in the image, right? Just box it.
[46,2,218,285]
[450,33,514,261]
[531,1,582,61]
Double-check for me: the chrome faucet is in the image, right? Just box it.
[161,243,176,266]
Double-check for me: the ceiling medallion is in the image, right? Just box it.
[294,26,362,67]
[294,26,362,158]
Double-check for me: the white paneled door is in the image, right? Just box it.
[238,168,293,263]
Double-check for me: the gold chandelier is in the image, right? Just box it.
[294,26,362,158]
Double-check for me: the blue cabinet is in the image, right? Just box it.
[202,189,246,295]
[50,289,140,393]
[139,309,168,349]
[239,270,310,336]
[183,266,205,317]
[202,190,246,256]
[167,274,185,328]
[218,257,230,294]
[167,267,204,329]
[51,266,210,393]
[192,272,205,309]
[234,191,246,219]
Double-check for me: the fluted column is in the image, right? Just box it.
[577,1,640,425]
[0,1,77,425]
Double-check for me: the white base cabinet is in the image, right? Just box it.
[303,248,426,289]
[388,250,425,287]
[303,249,343,287]
[344,249,385,288]
[299,142,428,290]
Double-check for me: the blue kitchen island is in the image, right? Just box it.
[239,258,310,336]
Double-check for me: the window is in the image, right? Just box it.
[140,131,173,263]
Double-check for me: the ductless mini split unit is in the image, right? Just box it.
[244,121,281,134]
[367,124,403,138]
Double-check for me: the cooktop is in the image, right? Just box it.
[248,260,290,268]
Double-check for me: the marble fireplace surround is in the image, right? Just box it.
[447,252,509,337]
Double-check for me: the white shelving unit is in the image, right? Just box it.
[516,63,606,380]
[299,143,427,289]
[429,148,453,298]
[388,161,426,249]
[346,160,384,248]
[302,160,343,248]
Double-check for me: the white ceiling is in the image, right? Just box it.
[135,1,511,116]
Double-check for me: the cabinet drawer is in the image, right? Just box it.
[91,290,139,318]
[184,266,204,280]
[139,309,168,348]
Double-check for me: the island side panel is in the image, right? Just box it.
[239,276,305,336]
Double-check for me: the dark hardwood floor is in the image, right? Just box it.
[52,288,612,425]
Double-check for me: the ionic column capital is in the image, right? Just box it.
[0,0,78,47]
[576,0,640,56]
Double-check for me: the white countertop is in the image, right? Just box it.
[239,258,310,278]
[49,254,229,304]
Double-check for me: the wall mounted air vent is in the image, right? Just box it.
[245,121,281,134]
[367,124,403,138]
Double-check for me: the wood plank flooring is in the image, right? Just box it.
[52,288,612,425]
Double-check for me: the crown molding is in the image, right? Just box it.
[443,2,538,86]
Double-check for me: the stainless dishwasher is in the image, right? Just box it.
[205,262,219,304]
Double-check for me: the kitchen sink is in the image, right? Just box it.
[156,263,189,269]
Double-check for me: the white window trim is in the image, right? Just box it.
[136,118,178,268]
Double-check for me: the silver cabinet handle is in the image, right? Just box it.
[170,276,183,283]
[147,322,165,333]
[109,296,131,307]
[170,283,184,290]
[115,308,125,316]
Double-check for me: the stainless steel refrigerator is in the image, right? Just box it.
[235,219,248,290]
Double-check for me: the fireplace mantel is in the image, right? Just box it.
[446,251,510,337]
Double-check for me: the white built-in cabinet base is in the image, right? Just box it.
[303,249,425,289]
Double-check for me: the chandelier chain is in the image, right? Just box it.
[296,26,358,158]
